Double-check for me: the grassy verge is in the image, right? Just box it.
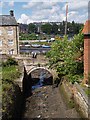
[81,84,90,97]
[59,82,75,109]
[1,57,23,119]
[2,65,21,81]
[85,89,90,97]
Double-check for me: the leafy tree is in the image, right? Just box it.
[28,23,37,33]
[51,23,58,34]
[67,21,83,35]
[46,32,84,83]
[19,21,83,37]
[2,57,18,67]
[41,23,52,34]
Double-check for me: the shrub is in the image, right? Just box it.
[46,32,84,84]
[2,57,18,67]
[66,74,80,84]
[2,65,21,80]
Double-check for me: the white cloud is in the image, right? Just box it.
[0,1,3,7]
[2,0,90,3]
[68,11,88,23]
[22,1,58,10]
[18,14,30,24]
[62,1,88,11]
[23,2,40,9]
[19,2,62,23]
[8,1,14,7]
[18,0,89,24]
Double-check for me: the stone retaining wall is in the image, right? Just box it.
[73,82,89,118]
[61,80,89,119]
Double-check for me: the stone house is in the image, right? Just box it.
[0,10,19,55]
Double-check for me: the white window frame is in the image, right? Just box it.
[0,40,2,46]
[0,50,2,54]
[8,40,13,46]
[8,30,13,35]
[9,49,14,55]
[0,30,2,35]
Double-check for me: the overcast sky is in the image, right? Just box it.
[0,0,90,24]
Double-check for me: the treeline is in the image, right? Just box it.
[19,21,83,35]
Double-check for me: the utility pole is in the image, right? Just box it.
[65,3,68,35]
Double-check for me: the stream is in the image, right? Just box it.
[32,71,47,90]
[22,70,81,119]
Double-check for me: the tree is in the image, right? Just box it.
[41,23,52,34]
[46,32,84,83]
[51,23,58,35]
[28,23,37,33]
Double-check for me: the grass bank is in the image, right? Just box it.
[1,57,23,119]
[2,65,21,80]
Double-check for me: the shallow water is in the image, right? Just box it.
[32,71,46,90]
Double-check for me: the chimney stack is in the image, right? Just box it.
[10,10,14,16]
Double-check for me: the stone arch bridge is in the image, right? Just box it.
[15,55,57,90]
[23,59,57,79]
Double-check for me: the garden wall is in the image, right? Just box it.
[60,80,89,119]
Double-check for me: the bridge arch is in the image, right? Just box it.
[26,66,58,83]
[27,66,52,76]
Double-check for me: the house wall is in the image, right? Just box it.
[84,36,90,83]
[0,25,19,55]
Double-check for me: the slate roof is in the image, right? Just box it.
[82,20,90,34]
[0,15,18,26]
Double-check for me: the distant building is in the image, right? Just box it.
[34,22,61,33]
[19,23,28,34]
[0,10,19,55]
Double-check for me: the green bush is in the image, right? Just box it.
[66,74,80,84]
[2,57,18,67]
[4,57,18,66]
[46,32,84,84]
[2,65,21,80]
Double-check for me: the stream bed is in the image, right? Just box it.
[22,86,81,119]
[22,70,81,119]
